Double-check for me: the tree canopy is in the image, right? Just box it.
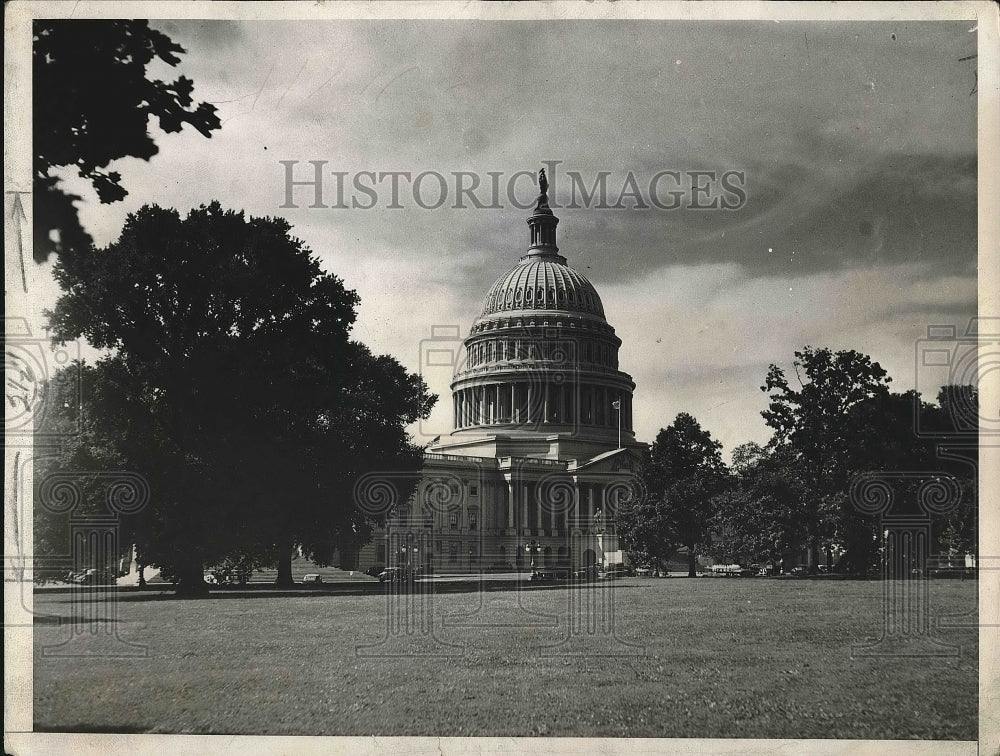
[44,202,435,590]
[619,412,728,576]
[33,20,220,261]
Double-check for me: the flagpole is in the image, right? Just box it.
[616,395,621,450]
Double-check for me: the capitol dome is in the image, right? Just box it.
[442,168,636,458]
[480,254,606,319]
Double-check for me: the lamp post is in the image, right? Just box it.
[524,540,542,577]
[399,545,419,579]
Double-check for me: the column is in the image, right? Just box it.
[536,482,543,531]
[496,384,502,423]
[526,383,533,424]
[507,481,515,530]
[543,384,549,423]
[518,483,531,533]
[589,386,596,425]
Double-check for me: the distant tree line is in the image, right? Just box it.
[618,348,977,576]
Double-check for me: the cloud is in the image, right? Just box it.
[32,18,979,455]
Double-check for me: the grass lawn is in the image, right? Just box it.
[33,578,978,738]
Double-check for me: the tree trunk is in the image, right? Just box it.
[808,536,820,574]
[174,559,207,595]
[687,547,697,578]
[137,564,146,588]
[274,544,294,586]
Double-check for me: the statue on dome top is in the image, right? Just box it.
[535,167,550,212]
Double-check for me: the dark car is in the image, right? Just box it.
[379,567,417,583]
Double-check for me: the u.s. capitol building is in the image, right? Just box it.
[357,170,646,575]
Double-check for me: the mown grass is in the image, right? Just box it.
[33,578,977,738]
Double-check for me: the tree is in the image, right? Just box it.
[620,412,728,577]
[929,385,978,564]
[712,443,810,572]
[47,202,435,591]
[33,20,220,261]
[761,347,978,574]
[761,347,893,572]
[33,362,132,582]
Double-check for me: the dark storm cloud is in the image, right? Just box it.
[56,17,978,449]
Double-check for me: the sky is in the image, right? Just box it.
[35,18,979,456]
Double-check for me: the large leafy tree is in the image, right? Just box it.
[761,347,893,572]
[46,202,435,591]
[711,443,810,571]
[761,347,976,574]
[620,412,728,577]
[33,20,220,261]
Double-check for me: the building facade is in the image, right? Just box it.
[358,170,646,574]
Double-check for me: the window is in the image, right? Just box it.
[469,484,479,497]
[376,544,386,563]
[469,510,478,530]
[449,542,459,563]
[450,509,459,529]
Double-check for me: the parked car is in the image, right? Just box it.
[72,568,111,585]
[301,574,323,585]
[378,566,416,583]
[789,566,809,577]
[602,564,629,580]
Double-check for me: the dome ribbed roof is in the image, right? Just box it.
[480,255,606,318]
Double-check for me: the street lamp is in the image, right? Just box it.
[524,540,543,576]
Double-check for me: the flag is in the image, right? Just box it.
[612,400,621,409]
